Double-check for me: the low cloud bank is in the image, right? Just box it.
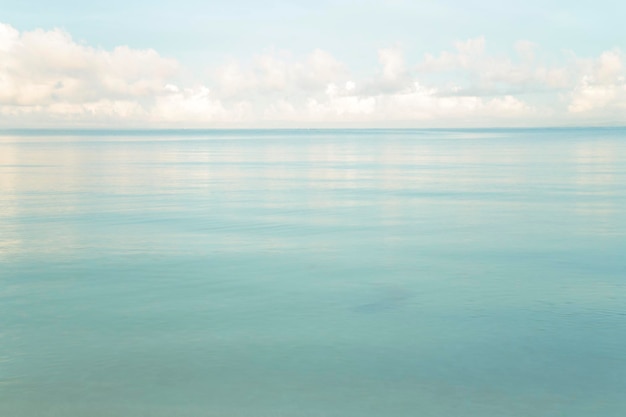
[1,23,624,127]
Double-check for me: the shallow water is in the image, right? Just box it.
[1,128,625,416]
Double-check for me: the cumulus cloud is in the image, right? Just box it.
[0,24,178,106]
[417,36,575,98]
[0,22,625,127]
[213,49,347,99]
[515,40,537,63]
[568,51,626,115]
[152,85,228,122]
[420,37,486,73]
[0,23,226,125]
[297,80,531,123]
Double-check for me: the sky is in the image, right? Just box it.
[0,0,624,127]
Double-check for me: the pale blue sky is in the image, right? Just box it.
[0,0,624,126]
[4,1,621,69]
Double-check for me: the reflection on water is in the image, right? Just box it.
[1,129,626,417]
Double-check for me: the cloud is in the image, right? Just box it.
[0,23,228,125]
[0,24,178,107]
[568,51,626,114]
[418,36,576,97]
[152,85,228,122]
[420,37,486,73]
[0,22,625,127]
[213,49,347,98]
[515,40,536,63]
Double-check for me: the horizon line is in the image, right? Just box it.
[2,125,626,134]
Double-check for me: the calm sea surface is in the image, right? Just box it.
[1,128,625,417]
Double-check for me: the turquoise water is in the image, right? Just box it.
[1,128,625,417]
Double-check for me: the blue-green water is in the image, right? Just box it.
[1,128,625,417]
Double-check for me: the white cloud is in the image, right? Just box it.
[152,86,228,122]
[213,49,347,98]
[0,23,179,108]
[421,37,486,72]
[1,22,625,127]
[595,51,623,83]
[418,36,572,93]
[566,50,626,115]
[515,40,536,62]
[379,46,406,81]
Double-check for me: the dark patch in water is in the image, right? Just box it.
[352,287,412,314]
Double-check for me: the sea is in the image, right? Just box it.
[1,128,625,417]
